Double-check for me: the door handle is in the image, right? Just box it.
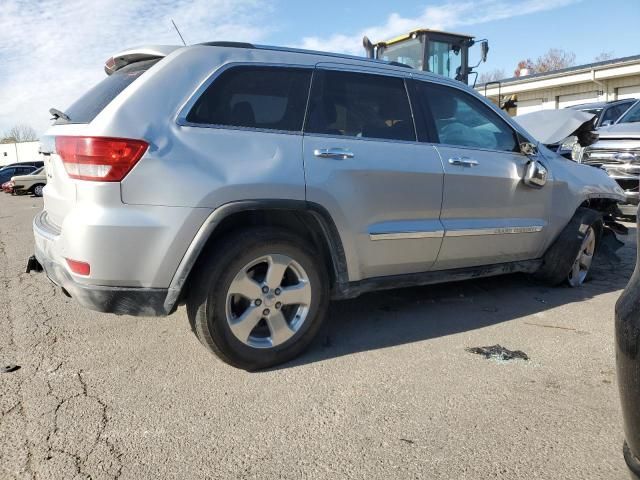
[313,148,354,160]
[448,157,479,167]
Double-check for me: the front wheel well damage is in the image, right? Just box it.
[580,197,620,216]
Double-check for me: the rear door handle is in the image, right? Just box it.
[448,157,479,167]
[313,148,354,160]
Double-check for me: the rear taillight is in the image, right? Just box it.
[56,136,148,182]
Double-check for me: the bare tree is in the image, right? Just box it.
[514,59,535,77]
[594,51,615,62]
[533,48,576,73]
[1,125,38,144]
[478,68,506,84]
[514,49,576,77]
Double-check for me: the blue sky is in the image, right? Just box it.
[1,0,639,134]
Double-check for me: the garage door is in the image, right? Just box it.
[618,85,640,100]
[558,91,599,108]
[516,98,543,115]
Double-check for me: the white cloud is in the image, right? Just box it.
[0,0,273,135]
[298,0,581,55]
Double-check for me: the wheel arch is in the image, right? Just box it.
[163,200,349,314]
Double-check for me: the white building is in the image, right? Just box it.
[0,141,41,167]
[478,54,640,115]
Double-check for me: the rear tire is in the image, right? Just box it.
[186,227,329,370]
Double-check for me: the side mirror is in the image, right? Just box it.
[524,160,548,188]
[520,141,538,156]
[601,119,613,127]
[480,41,489,63]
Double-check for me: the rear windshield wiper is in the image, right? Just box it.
[49,108,70,122]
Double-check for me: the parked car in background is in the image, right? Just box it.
[30,42,625,369]
[568,98,637,128]
[0,164,39,186]
[579,100,640,216]
[0,160,44,170]
[616,213,640,480]
[12,167,46,197]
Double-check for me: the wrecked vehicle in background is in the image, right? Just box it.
[578,100,640,217]
[515,108,640,217]
[514,109,599,161]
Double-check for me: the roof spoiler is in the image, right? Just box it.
[104,45,181,75]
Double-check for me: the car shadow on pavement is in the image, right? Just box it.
[276,226,637,370]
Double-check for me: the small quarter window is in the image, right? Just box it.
[186,66,312,132]
[305,70,415,142]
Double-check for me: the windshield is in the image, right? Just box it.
[31,167,44,175]
[617,101,640,124]
[578,107,603,124]
[379,38,423,69]
[578,108,602,115]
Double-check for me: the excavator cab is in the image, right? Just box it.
[363,29,488,85]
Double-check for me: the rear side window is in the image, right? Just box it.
[59,59,161,125]
[186,66,312,132]
[305,70,415,141]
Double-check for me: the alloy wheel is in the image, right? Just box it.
[567,226,596,287]
[225,254,312,348]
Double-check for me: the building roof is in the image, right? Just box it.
[478,54,640,88]
[567,98,637,110]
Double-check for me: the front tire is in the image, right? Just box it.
[566,224,597,287]
[186,228,329,370]
[535,207,602,287]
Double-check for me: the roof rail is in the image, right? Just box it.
[198,41,413,70]
[388,61,412,69]
[199,41,255,48]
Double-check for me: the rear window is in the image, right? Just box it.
[186,66,312,132]
[305,70,415,141]
[58,59,160,124]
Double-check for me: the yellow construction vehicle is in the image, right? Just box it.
[363,29,489,85]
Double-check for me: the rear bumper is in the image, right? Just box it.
[33,210,171,316]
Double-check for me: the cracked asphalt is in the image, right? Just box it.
[0,193,636,479]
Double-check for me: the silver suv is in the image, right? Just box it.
[31,42,625,369]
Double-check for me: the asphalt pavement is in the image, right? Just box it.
[0,193,635,479]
